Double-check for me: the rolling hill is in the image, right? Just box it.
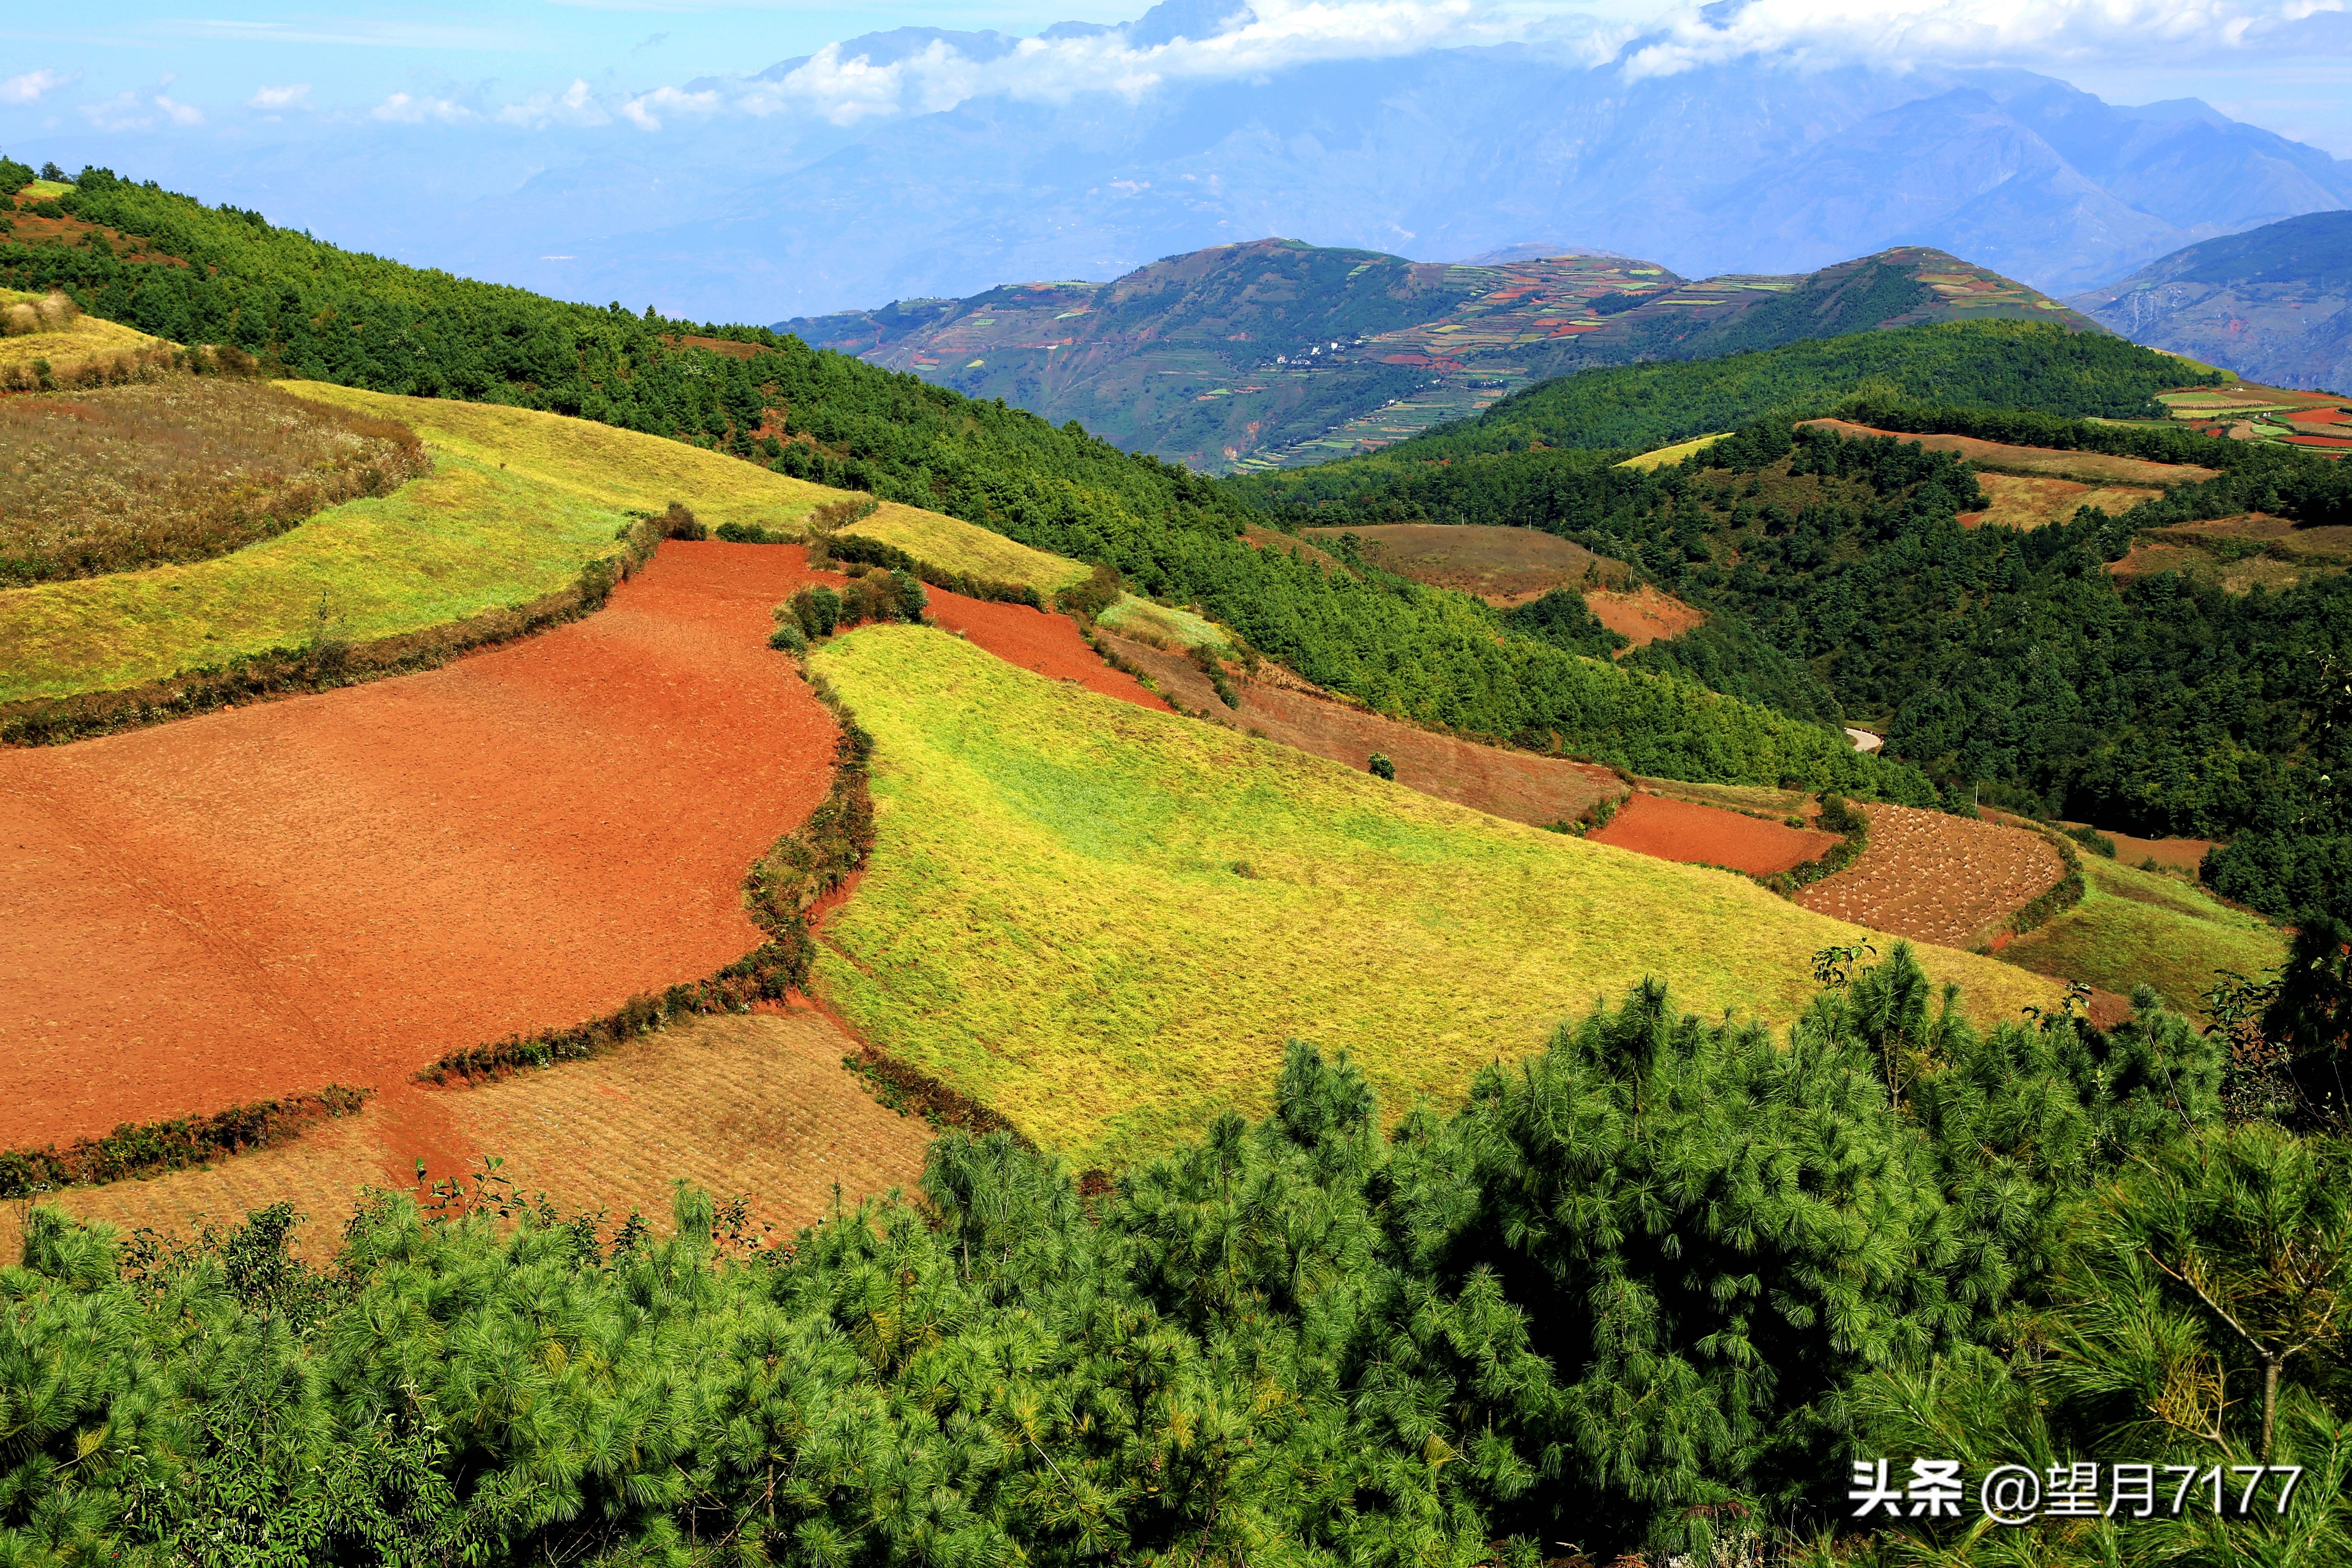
[782,241,2098,472]
[2071,209,2352,392]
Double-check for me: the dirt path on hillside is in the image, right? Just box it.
[1796,804,2065,947]
[2,541,845,1154]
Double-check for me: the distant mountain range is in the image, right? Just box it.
[447,11,2352,323]
[782,241,2100,470]
[2071,211,2352,394]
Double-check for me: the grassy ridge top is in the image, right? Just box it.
[279,385,842,530]
[0,386,859,703]
[809,624,2056,1166]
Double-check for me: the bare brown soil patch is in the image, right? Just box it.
[1586,584,1707,648]
[1796,804,2064,947]
[0,1010,932,1259]
[2,192,186,268]
[1956,472,2160,530]
[1800,419,2217,487]
[1586,792,1840,875]
[926,593,1172,712]
[1301,522,1624,604]
[2054,822,2214,873]
[2109,529,2349,592]
[1,540,845,1150]
[1098,630,1624,829]
[659,334,765,361]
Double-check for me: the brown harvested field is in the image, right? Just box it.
[1098,630,1624,829]
[1956,472,2161,530]
[1,539,845,1151]
[1586,791,1839,875]
[2108,528,2350,592]
[2051,820,2214,873]
[1800,418,2217,487]
[0,377,430,586]
[927,593,1173,712]
[1586,584,1707,648]
[0,1009,933,1260]
[1301,522,1622,605]
[1796,804,2065,947]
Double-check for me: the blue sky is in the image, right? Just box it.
[10,2,2352,157]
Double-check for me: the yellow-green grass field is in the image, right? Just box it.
[2003,854,2286,1015]
[280,383,841,535]
[1093,593,1230,650]
[0,286,167,374]
[838,503,1093,598]
[1618,432,1731,470]
[0,386,860,703]
[809,626,2057,1167]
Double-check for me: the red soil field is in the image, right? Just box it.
[1796,804,2064,947]
[925,592,1172,712]
[0,541,848,1153]
[1586,584,1707,648]
[1586,792,1839,875]
[1099,632,1624,829]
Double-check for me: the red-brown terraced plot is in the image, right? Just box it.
[0,541,847,1151]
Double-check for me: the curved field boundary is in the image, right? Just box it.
[0,541,845,1150]
[0,385,867,719]
[1795,804,2067,948]
[1799,418,2216,487]
[1586,791,1840,875]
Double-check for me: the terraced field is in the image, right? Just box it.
[808,625,2054,1165]
[1796,804,2066,948]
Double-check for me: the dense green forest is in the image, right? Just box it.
[13,944,2352,1568]
[1241,369,2352,919]
[0,167,1920,797]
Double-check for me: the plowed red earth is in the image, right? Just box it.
[926,593,1173,712]
[1586,792,1839,875]
[1796,804,2065,946]
[1,541,850,1152]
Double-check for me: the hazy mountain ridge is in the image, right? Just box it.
[782,240,2098,470]
[470,39,2352,323]
[2070,210,2352,393]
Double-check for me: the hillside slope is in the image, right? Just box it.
[808,624,2054,1165]
[784,240,2097,472]
[2071,210,2352,392]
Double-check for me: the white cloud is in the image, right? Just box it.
[79,85,204,132]
[621,84,720,131]
[498,78,611,128]
[1619,0,2352,80]
[371,91,477,125]
[729,0,1519,127]
[0,68,76,106]
[248,84,312,110]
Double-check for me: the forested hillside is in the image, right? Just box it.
[0,167,1921,797]
[1227,318,2216,518]
[25,946,2352,1566]
[1252,395,2352,920]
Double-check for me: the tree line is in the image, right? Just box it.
[0,167,1925,800]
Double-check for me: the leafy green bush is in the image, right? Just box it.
[1368,751,1394,780]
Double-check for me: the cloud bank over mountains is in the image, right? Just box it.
[4,0,2351,322]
